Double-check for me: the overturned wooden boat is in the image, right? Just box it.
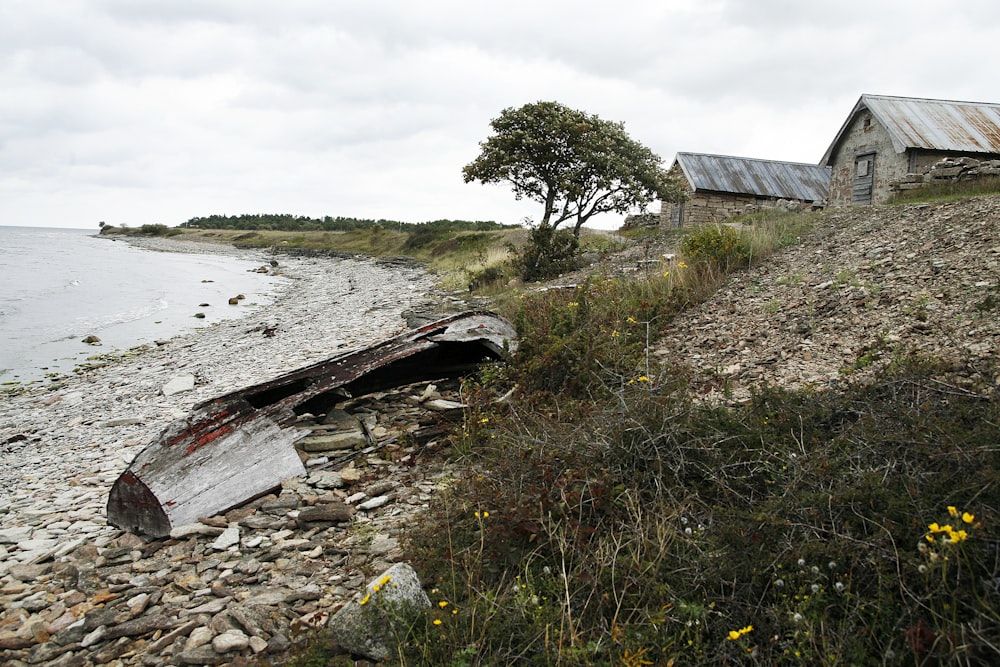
[107,311,517,538]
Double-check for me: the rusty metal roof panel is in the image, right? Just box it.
[864,95,1000,154]
[821,94,1000,165]
[675,153,831,201]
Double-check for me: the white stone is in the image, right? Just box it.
[162,374,196,396]
[169,523,225,539]
[308,470,344,489]
[358,496,389,511]
[0,526,32,544]
[185,626,214,650]
[81,625,106,648]
[213,629,249,653]
[17,538,59,552]
[210,524,241,551]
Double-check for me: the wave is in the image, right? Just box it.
[60,299,172,340]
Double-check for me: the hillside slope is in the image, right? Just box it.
[655,196,1000,401]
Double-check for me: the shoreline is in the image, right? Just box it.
[2,234,289,388]
[0,238,465,662]
[1,240,442,493]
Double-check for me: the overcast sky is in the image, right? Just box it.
[3,1,999,230]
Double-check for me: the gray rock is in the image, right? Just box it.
[175,644,220,665]
[7,563,52,582]
[328,562,430,662]
[296,431,366,452]
[102,417,144,427]
[104,614,183,640]
[296,504,352,524]
[0,526,32,544]
[307,470,344,489]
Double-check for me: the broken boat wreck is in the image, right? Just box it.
[107,310,517,538]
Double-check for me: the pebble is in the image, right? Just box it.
[653,198,1000,403]
[0,240,476,665]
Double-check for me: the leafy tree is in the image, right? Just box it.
[463,101,682,238]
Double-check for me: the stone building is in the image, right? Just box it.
[659,153,830,227]
[820,94,1000,206]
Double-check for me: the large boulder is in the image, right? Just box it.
[327,562,430,661]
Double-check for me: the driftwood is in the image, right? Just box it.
[107,311,517,537]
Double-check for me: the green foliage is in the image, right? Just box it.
[499,265,696,399]
[463,101,680,237]
[680,224,753,271]
[100,223,183,237]
[404,350,1000,665]
[139,223,183,237]
[512,223,581,281]
[179,213,511,234]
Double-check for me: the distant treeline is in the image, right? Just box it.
[178,213,513,233]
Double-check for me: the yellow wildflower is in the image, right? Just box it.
[626,316,637,324]
[948,506,959,518]
[662,271,670,278]
[433,619,443,626]
[727,625,753,640]
[962,512,975,524]
[359,593,371,606]
[678,261,689,269]
[439,601,449,609]
[611,329,620,337]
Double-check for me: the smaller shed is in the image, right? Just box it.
[660,153,831,227]
[821,94,1000,206]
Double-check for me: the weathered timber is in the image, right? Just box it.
[107,311,517,537]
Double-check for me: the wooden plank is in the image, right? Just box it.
[106,311,516,537]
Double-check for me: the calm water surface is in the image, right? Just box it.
[0,227,283,384]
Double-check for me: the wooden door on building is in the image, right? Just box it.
[669,201,685,227]
[852,153,875,204]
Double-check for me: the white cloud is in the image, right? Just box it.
[2,0,1000,229]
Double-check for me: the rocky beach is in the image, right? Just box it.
[0,238,473,665]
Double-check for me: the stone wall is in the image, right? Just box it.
[826,110,902,206]
[684,191,758,225]
[890,156,1000,194]
[654,162,820,229]
[657,192,815,229]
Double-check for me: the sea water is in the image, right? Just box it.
[0,227,283,384]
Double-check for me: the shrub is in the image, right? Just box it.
[513,223,581,281]
[402,353,1000,665]
[680,224,752,271]
[137,223,180,236]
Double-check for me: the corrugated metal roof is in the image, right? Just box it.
[821,94,1000,165]
[674,153,831,201]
